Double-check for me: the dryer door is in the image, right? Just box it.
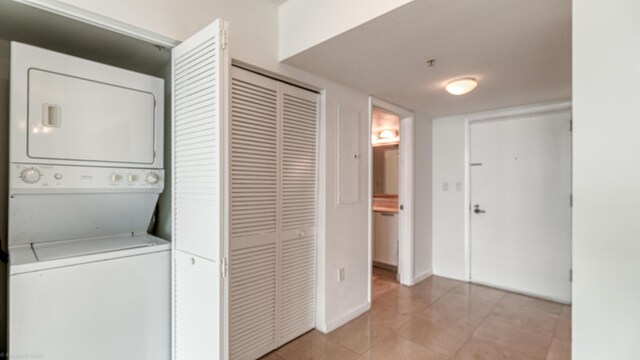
[27,69,156,165]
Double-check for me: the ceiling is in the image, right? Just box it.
[283,0,572,118]
[372,107,399,134]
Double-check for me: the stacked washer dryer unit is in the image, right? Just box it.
[7,42,170,360]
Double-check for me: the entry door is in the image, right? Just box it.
[470,111,572,302]
[172,19,229,360]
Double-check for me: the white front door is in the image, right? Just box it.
[470,111,572,302]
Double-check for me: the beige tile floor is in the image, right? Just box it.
[261,268,571,360]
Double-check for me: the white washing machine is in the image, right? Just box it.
[7,43,170,360]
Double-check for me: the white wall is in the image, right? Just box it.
[278,0,414,60]
[431,102,571,281]
[413,114,433,281]
[57,0,279,72]
[432,114,468,280]
[52,0,373,334]
[573,0,640,358]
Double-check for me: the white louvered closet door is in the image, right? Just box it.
[172,20,229,360]
[229,68,318,359]
[278,83,318,345]
[229,68,280,360]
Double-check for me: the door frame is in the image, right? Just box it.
[463,101,572,289]
[368,97,415,291]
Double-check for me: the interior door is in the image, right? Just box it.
[228,67,279,360]
[278,82,318,345]
[172,19,229,360]
[470,111,572,302]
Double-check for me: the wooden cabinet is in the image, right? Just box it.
[373,211,398,266]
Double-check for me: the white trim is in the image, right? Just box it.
[471,279,572,305]
[412,269,433,285]
[369,98,415,287]
[319,302,371,334]
[14,0,180,48]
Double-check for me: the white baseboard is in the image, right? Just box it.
[412,269,433,285]
[470,279,572,305]
[318,302,371,334]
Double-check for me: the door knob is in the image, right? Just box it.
[474,205,486,214]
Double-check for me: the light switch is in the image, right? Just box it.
[442,182,449,191]
[456,182,462,191]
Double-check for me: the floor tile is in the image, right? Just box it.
[431,291,497,318]
[418,275,464,291]
[474,317,553,359]
[327,313,395,354]
[453,336,541,360]
[418,303,486,333]
[374,289,432,314]
[546,339,571,360]
[499,293,563,316]
[559,305,572,320]
[487,302,558,334]
[396,317,472,356]
[451,283,507,303]
[358,334,449,360]
[554,318,571,341]
[276,330,360,360]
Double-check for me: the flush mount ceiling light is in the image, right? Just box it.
[445,77,478,95]
[378,129,397,139]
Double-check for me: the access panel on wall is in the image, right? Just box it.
[229,67,319,360]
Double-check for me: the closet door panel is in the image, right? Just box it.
[278,83,318,345]
[229,68,279,360]
[172,19,228,360]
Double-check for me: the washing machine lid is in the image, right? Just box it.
[32,234,165,262]
[8,192,160,247]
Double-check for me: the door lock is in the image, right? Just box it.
[473,204,486,214]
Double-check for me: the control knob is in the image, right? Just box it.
[21,168,41,184]
[146,173,160,185]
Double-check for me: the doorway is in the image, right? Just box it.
[469,110,572,303]
[368,98,415,301]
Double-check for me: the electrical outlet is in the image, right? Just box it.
[338,267,345,282]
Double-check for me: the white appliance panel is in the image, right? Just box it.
[9,164,164,193]
[9,250,170,360]
[28,69,155,164]
[10,42,164,168]
[9,193,159,246]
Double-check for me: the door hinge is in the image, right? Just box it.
[221,257,228,278]
[221,28,228,50]
[570,269,573,282]
[570,194,573,207]
[569,120,573,132]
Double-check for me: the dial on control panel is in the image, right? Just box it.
[21,168,41,184]
[146,173,160,185]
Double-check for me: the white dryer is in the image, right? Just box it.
[7,43,170,360]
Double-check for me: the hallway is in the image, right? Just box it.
[262,271,571,359]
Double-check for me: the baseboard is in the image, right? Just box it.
[412,269,433,285]
[470,279,572,305]
[318,302,371,334]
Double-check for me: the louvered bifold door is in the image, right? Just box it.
[229,67,280,360]
[278,83,319,345]
[172,20,228,360]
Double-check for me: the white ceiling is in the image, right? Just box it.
[283,0,572,118]
[372,107,399,134]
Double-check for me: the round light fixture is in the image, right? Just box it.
[378,129,397,139]
[445,77,478,95]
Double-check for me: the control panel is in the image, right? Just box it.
[10,164,164,193]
